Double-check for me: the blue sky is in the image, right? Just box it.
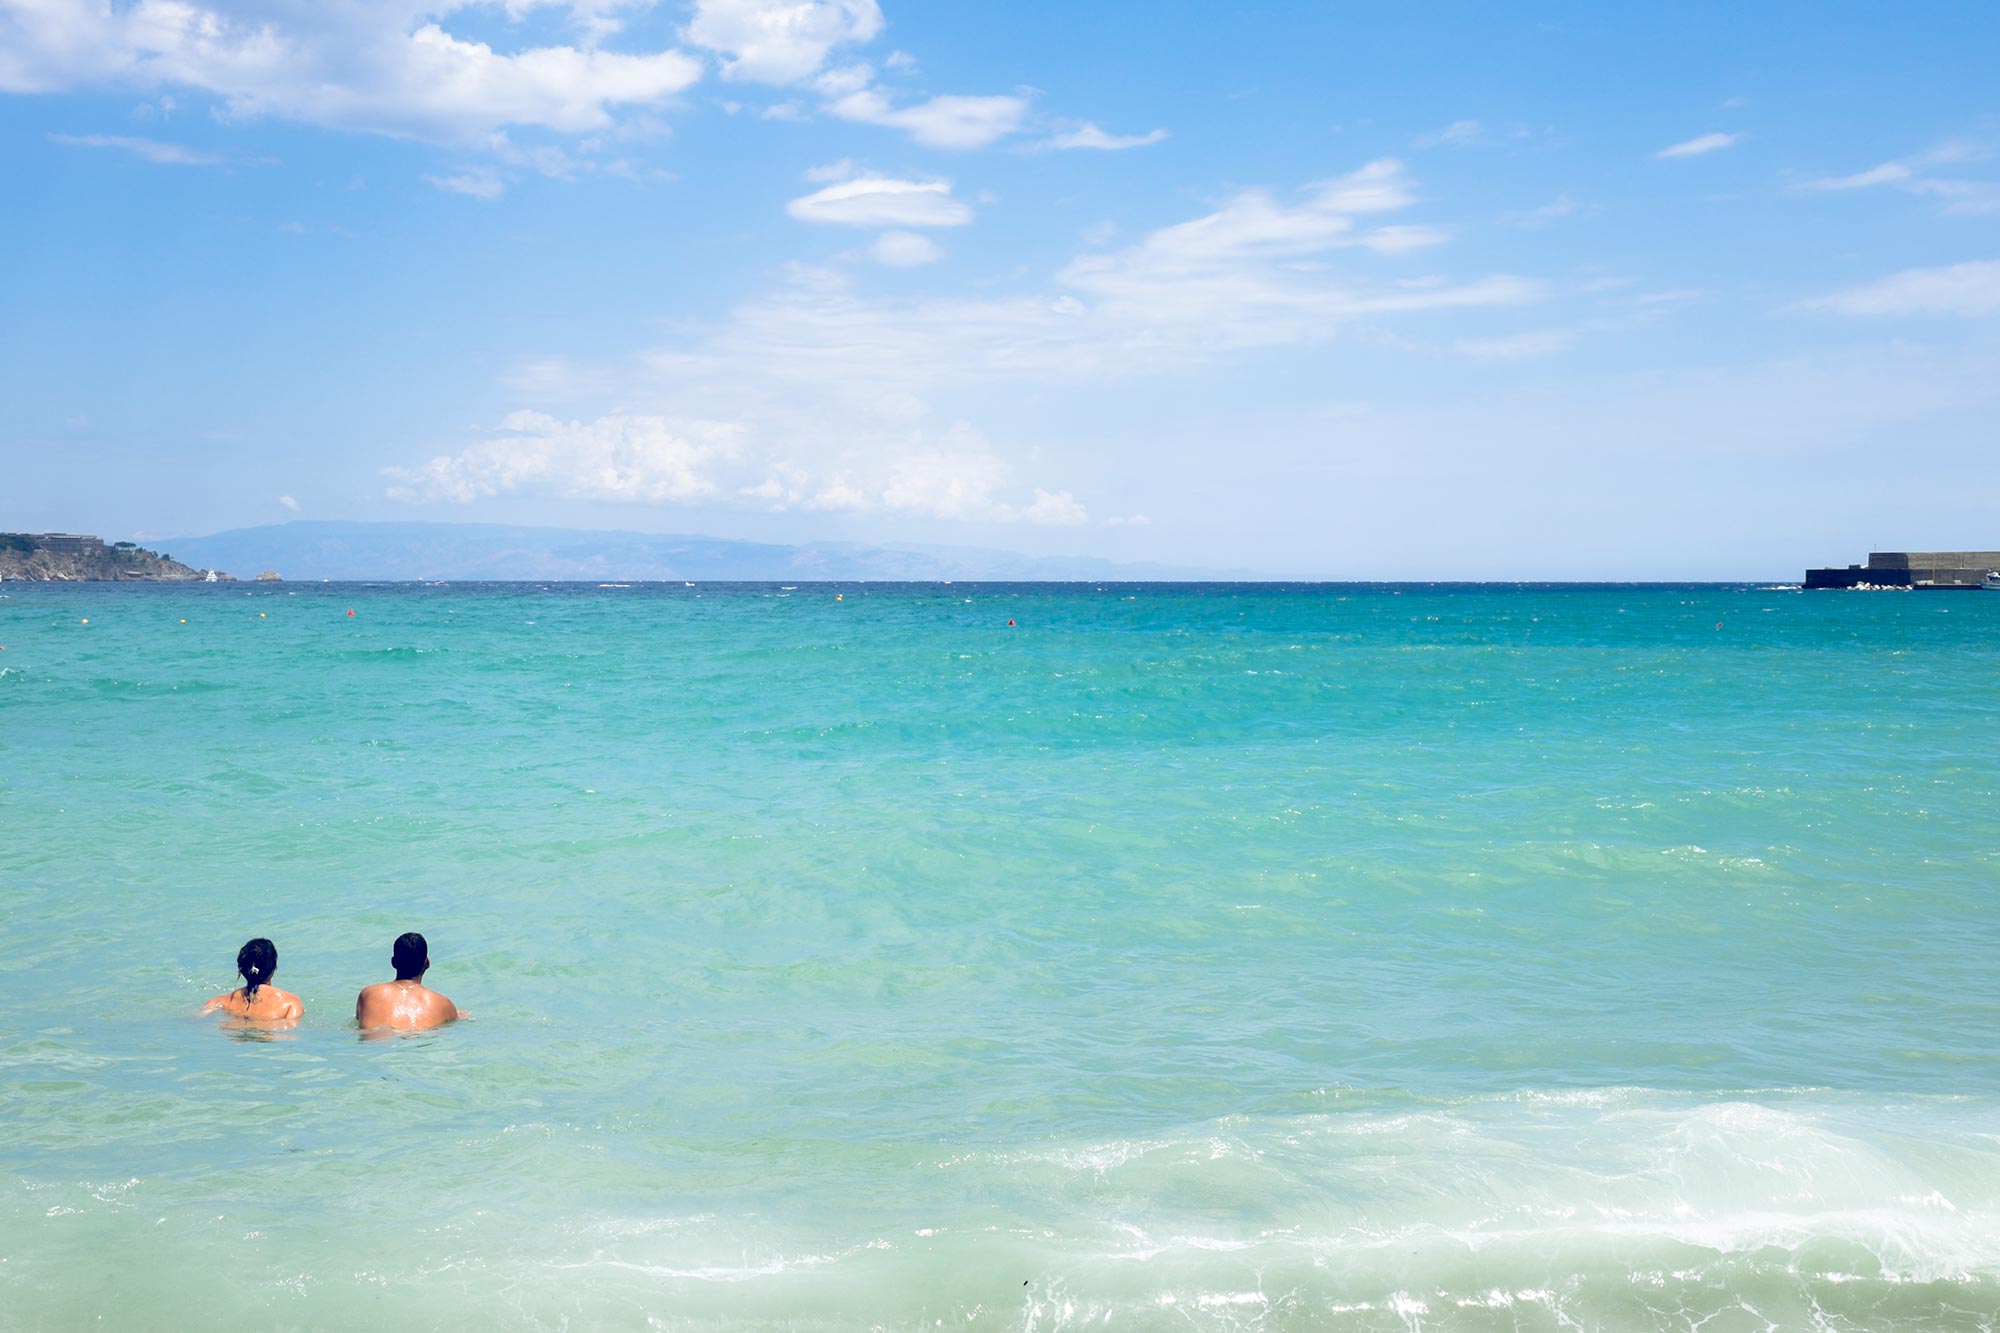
[3,0,1997,577]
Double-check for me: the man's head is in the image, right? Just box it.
[392,932,429,981]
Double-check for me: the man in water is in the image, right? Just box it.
[355,932,462,1030]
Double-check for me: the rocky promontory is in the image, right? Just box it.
[0,532,233,581]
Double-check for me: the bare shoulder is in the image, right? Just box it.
[202,991,235,1014]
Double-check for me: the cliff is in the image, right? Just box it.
[0,532,230,581]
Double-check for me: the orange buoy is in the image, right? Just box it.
[347,609,355,617]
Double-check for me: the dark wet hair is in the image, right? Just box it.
[392,932,428,981]
[237,938,277,998]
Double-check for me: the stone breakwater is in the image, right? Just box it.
[1804,549,2000,589]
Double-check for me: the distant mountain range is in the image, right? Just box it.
[162,521,1254,582]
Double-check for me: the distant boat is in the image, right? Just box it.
[203,569,220,582]
[1983,571,2000,591]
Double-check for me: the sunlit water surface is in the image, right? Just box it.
[3,582,1998,1329]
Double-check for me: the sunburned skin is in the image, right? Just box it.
[355,932,463,1032]
[204,982,303,1025]
[205,938,302,1027]
[354,977,460,1031]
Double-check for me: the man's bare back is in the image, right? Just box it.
[356,931,461,1031]
[354,978,458,1029]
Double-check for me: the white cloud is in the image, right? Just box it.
[47,132,224,165]
[1053,160,1532,345]
[384,410,738,503]
[787,175,971,227]
[0,2,704,142]
[1414,120,1530,150]
[1793,143,2000,216]
[1455,329,1574,360]
[1039,122,1167,151]
[385,161,1540,529]
[1503,194,1579,227]
[1414,119,1484,149]
[277,494,300,511]
[1019,488,1087,525]
[388,408,1076,524]
[1802,162,1913,191]
[426,169,507,199]
[685,0,882,84]
[1656,131,1743,159]
[826,86,1029,149]
[1798,260,2000,318]
[869,230,942,266]
[803,156,858,182]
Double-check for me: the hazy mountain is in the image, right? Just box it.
[163,521,1256,582]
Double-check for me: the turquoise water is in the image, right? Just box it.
[3,581,1999,1329]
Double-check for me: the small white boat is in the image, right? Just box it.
[1983,571,2000,590]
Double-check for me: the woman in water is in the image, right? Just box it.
[204,937,304,1023]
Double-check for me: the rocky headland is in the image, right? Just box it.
[0,533,233,582]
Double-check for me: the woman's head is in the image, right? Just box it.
[237,938,277,996]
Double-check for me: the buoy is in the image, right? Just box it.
[259,613,266,619]
[836,593,843,601]
[80,618,88,625]
[179,619,186,625]
[1007,619,1016,627]
[347,609,355,617]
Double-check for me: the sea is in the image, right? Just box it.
[2,580,1997,1330]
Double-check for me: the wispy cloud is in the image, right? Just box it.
[1793,142,2000,215]
[1414,119,1485,149]
[1038,123,1168,152]
[1798,259,2000,318]
[1501,194,1581,228]
[426,170,508,200]
[824,85,1030,149]
[1455,329,1574,360]
[868,230,942,266]
[1657,131,1743,159]
[48,133,224,166]
[788,175,972,227]
[384,161,1539,528]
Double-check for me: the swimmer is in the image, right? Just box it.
[203,937,304,1023]
[355,932,461,1031]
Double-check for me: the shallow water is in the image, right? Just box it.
[3,582,1998,1328]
